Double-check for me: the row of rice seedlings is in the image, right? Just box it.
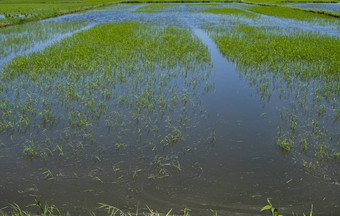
[206,24,339,79]
[248,5,340,22]
[134,3,180,13]
[0,197,219,216]
[194,7,258,18]
[185,3,220,12]
[0,196,315,216]
[0,21,214,210]
[205,23,340,177]
[0,21,88,62]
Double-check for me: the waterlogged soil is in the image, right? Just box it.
[0,3,339,216]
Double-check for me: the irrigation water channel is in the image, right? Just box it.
[0,3,339,216]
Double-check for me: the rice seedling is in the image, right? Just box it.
[261,199,313,216]
[0,198,60,216]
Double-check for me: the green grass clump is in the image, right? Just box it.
[248,5,338,20]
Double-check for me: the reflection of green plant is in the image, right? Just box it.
[41,168,56,181]
[261,199,313,216]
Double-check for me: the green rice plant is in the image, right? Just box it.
[261,199,313,216]
[261,199,281,216]
[278,137,293,152]
[27,198,60,216]
[0,198,60,216]
[98,203,126,216]
[0,203,30,216]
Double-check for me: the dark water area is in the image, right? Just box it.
[0,3,339,216]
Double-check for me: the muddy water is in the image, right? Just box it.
[0,3,339,216]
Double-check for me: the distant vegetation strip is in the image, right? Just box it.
[247,4,340,19]
[125,0,340,18]
[281,0,339,2]
[190,7,258,17]
[121,0,340,3]
[0,1,119,28]
[134,3,179,12]
[245,3,340,18]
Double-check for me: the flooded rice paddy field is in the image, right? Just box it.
[0,3,339,216]
[288,3,340,13]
